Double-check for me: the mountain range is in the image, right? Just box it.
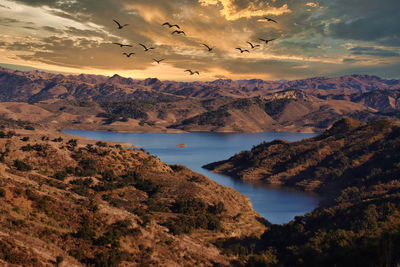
[0,67,399,133]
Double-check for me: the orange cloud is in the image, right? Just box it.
[305,2,322,8]
[198,0,291,20]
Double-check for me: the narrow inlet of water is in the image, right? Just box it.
[63,130,319,224]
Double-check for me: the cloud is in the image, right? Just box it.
[305,2,319,8]
[321,0,400,45]
[342,58,358,64]
[198,0,291,20]
[349,46,400,58]
[0,0,399,81]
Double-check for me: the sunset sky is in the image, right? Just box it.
[0,0,399,81]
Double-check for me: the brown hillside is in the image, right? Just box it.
[204,118,400,193]
[0,120,265,266]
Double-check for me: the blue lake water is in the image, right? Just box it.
[63,130,319,224]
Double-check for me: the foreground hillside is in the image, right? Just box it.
[1,67,400,133]
[205,119,400,266]
[0,118,265,266]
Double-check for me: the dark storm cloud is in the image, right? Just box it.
[349,46,399,58]
[320,0,400,45]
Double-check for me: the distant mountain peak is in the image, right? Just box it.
[107,74,133,85]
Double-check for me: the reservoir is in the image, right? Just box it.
[63,130,319,224]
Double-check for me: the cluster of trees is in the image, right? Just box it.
[0,116,35,130]
[0,131,15,138]
[164,197,225,235]
[181,106,230,127]
[97,101,149,124]
[264,99,292,117]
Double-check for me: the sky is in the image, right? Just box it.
[0,0,399,81]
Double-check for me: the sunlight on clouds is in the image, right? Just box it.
[198,0,291,20]
[0,0,399,80]
[124,4,166,23]
[0,0,113,40]
[306,2,319,8]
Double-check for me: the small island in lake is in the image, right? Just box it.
[176,143,187,148]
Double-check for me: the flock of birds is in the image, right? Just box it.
[112,17,278,76]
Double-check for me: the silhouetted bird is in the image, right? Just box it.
[264,17,277,23]
[123,52,135,58]
[246,41,260,49]
[153,58,165,64]
[139,43,155,52]
[172,30,186,35]
[202,43,214,52]
[236,48,250,53]
[185,69,199,75]
[113,42,133,48]
[113,19,128,29]
[162,22,180,29]
[259,38,276,45]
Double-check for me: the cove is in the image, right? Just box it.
[63,130,319,224]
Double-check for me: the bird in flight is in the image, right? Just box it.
[259,38,276,45]
[113,19,128,29]
[113,42,133,48]
[202,43,215,52]
[185,69,199,75]
[172,30,186,35]
[139,43,155,52]
[162,22,180,29]
[264,17,277,23]
[153,58,165,64]
[236,48,250,53]
[123,52,135,58]
[246,41,260,49]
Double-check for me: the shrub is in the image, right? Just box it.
[66,139,78,151]
[173,197,206,215]
[135,178,160,196]
[208,202,225,214]
[24,125,35,131]
[96,141,107,147]
[14,160,32,171]
[53,170,67,181]
[0,188,5,197]
[73,222,96,240]
[169,165,185,172]
[55,256,63,266]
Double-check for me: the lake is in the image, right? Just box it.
[63,130,319,224]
